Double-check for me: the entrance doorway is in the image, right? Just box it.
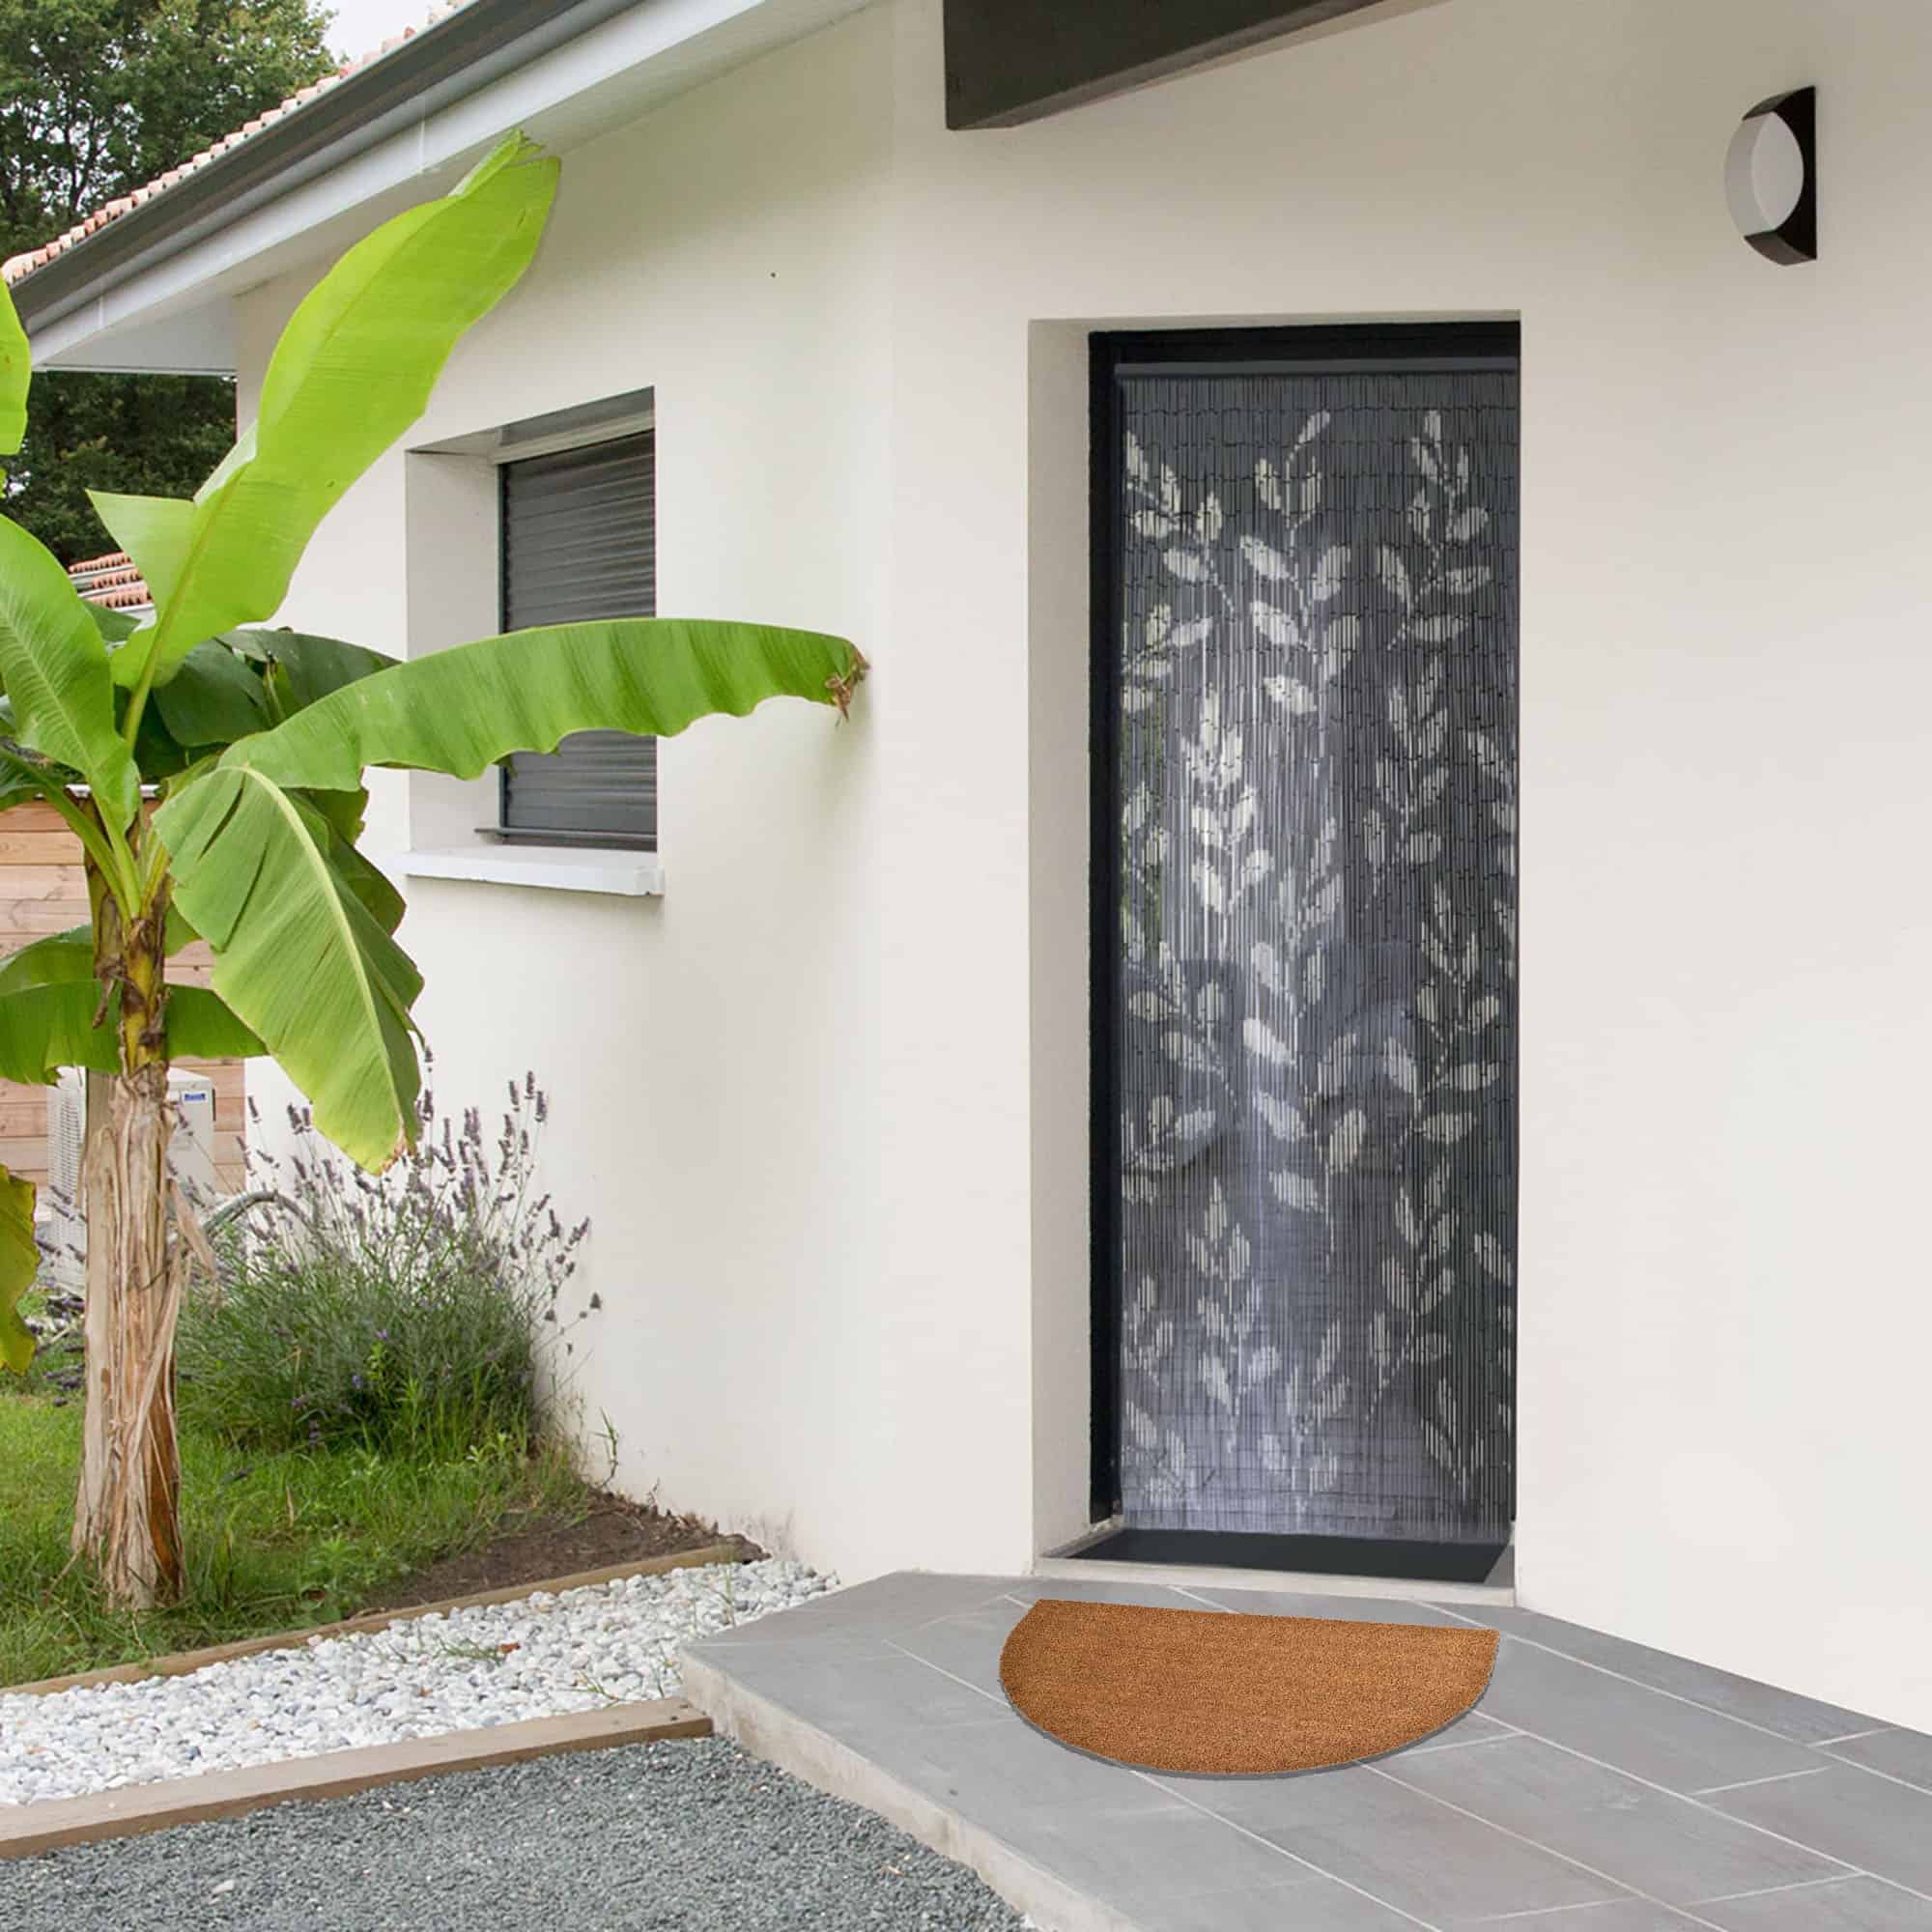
[1086,326,1520,1583]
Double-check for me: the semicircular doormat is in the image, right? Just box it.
[999,1599,1499,1777]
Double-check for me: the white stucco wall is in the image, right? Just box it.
[239,0,1932,1728]
[242,6,913,1575]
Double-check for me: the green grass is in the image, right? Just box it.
[0,1382,590,1690]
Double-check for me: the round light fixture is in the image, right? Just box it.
[1724,87,1816,264]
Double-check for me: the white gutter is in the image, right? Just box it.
[27,0,871,372]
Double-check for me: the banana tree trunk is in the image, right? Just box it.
[71,856,184,1608]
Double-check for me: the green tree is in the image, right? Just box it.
[0,134,868,1607]
[0,0,340,563]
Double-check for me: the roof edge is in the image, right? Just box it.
[8,0,654,337]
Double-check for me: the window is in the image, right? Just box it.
[497,429,657,849]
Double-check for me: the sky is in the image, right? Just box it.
[322,0,439,61]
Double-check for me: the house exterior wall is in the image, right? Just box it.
[238,0,1932,1728]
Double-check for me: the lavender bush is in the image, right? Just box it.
[175,1062,596,1458]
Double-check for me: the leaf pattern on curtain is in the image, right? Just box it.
[1115,369,1519,1543]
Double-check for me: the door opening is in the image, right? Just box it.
[1085,325,1520,1585]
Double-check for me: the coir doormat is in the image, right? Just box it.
[999,1598,1498,1776]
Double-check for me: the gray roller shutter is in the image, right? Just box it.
[498,430,656,847]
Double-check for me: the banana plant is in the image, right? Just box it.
[0,133,867,1608]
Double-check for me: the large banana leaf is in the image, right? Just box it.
[222,629,397,714]
[219,619,865,793]
[160,770,421,1167]
[155,619,861,1169]
[0,1164,36,1375]
[166,986,268,1060]
[0,276,25,459]
[152,641,270,748]
[114,136,557,695]
[0,520,142,826]
[0,980,118,1081]
[88,491,193,614]
[87,604,140,644]
[0,740,71,814]
[0,925,265,1080]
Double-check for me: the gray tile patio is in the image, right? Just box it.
[681,1573,1932,1932]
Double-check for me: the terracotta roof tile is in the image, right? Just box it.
[3,0,482,288]
[67,550,155,615]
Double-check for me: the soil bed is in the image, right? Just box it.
[350,1494,765,1616]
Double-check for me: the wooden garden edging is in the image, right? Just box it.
[0,1698,712,1860]
[0,1541,747,1859]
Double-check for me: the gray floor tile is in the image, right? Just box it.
[874,1708,1172,1821]
[1386,1736,1850,1905]
[1137,1872,1428,1930]
[716,1645,1008,1743]
[1438,1606,1879,1746]
[1002,1577,1220,1609]
[1404,1708,1518,1753]
[993,1800,1310,1916]
[1464,1907,1699,1929]
[1479,1637,1820,1794]
[1703,1763,1932,1897]
[1158,1754,1622,1923]
[686,1628,902,1662]
[1181,1587,1471,1626]
[1823,1729,1932,1794]
[885,1599,1026,1700]
[1695,1874,1932,1930]
[696,1572,1017,1642]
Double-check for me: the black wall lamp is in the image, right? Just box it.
[1724,87,1816,264]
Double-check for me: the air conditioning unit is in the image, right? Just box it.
[42,1069,222,1291]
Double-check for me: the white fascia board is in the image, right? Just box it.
[35,0,874,373]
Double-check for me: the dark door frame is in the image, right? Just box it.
[1087,320,1522,1527]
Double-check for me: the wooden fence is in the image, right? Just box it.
[0,802,245,1189]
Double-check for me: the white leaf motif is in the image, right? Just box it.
[1240,535,1293,582]
[1272,1170,1321,1210]
[1264,675,1317,715]
[1243,1018,1292,1066]
[1328,1109,1367,1172]
[1311,545,1350,602]
[1293,410,1334,451]
[1386,1040,1419,1095]
[1250,602,1298,648]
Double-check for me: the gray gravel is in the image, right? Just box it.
[0,1735,1033,1931]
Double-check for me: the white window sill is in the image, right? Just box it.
[389,846,665,897]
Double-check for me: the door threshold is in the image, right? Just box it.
[1032,1534,1516,1606]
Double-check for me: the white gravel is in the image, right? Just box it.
[0,1558,833,1807]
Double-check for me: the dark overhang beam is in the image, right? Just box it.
[943,0,1391,129]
